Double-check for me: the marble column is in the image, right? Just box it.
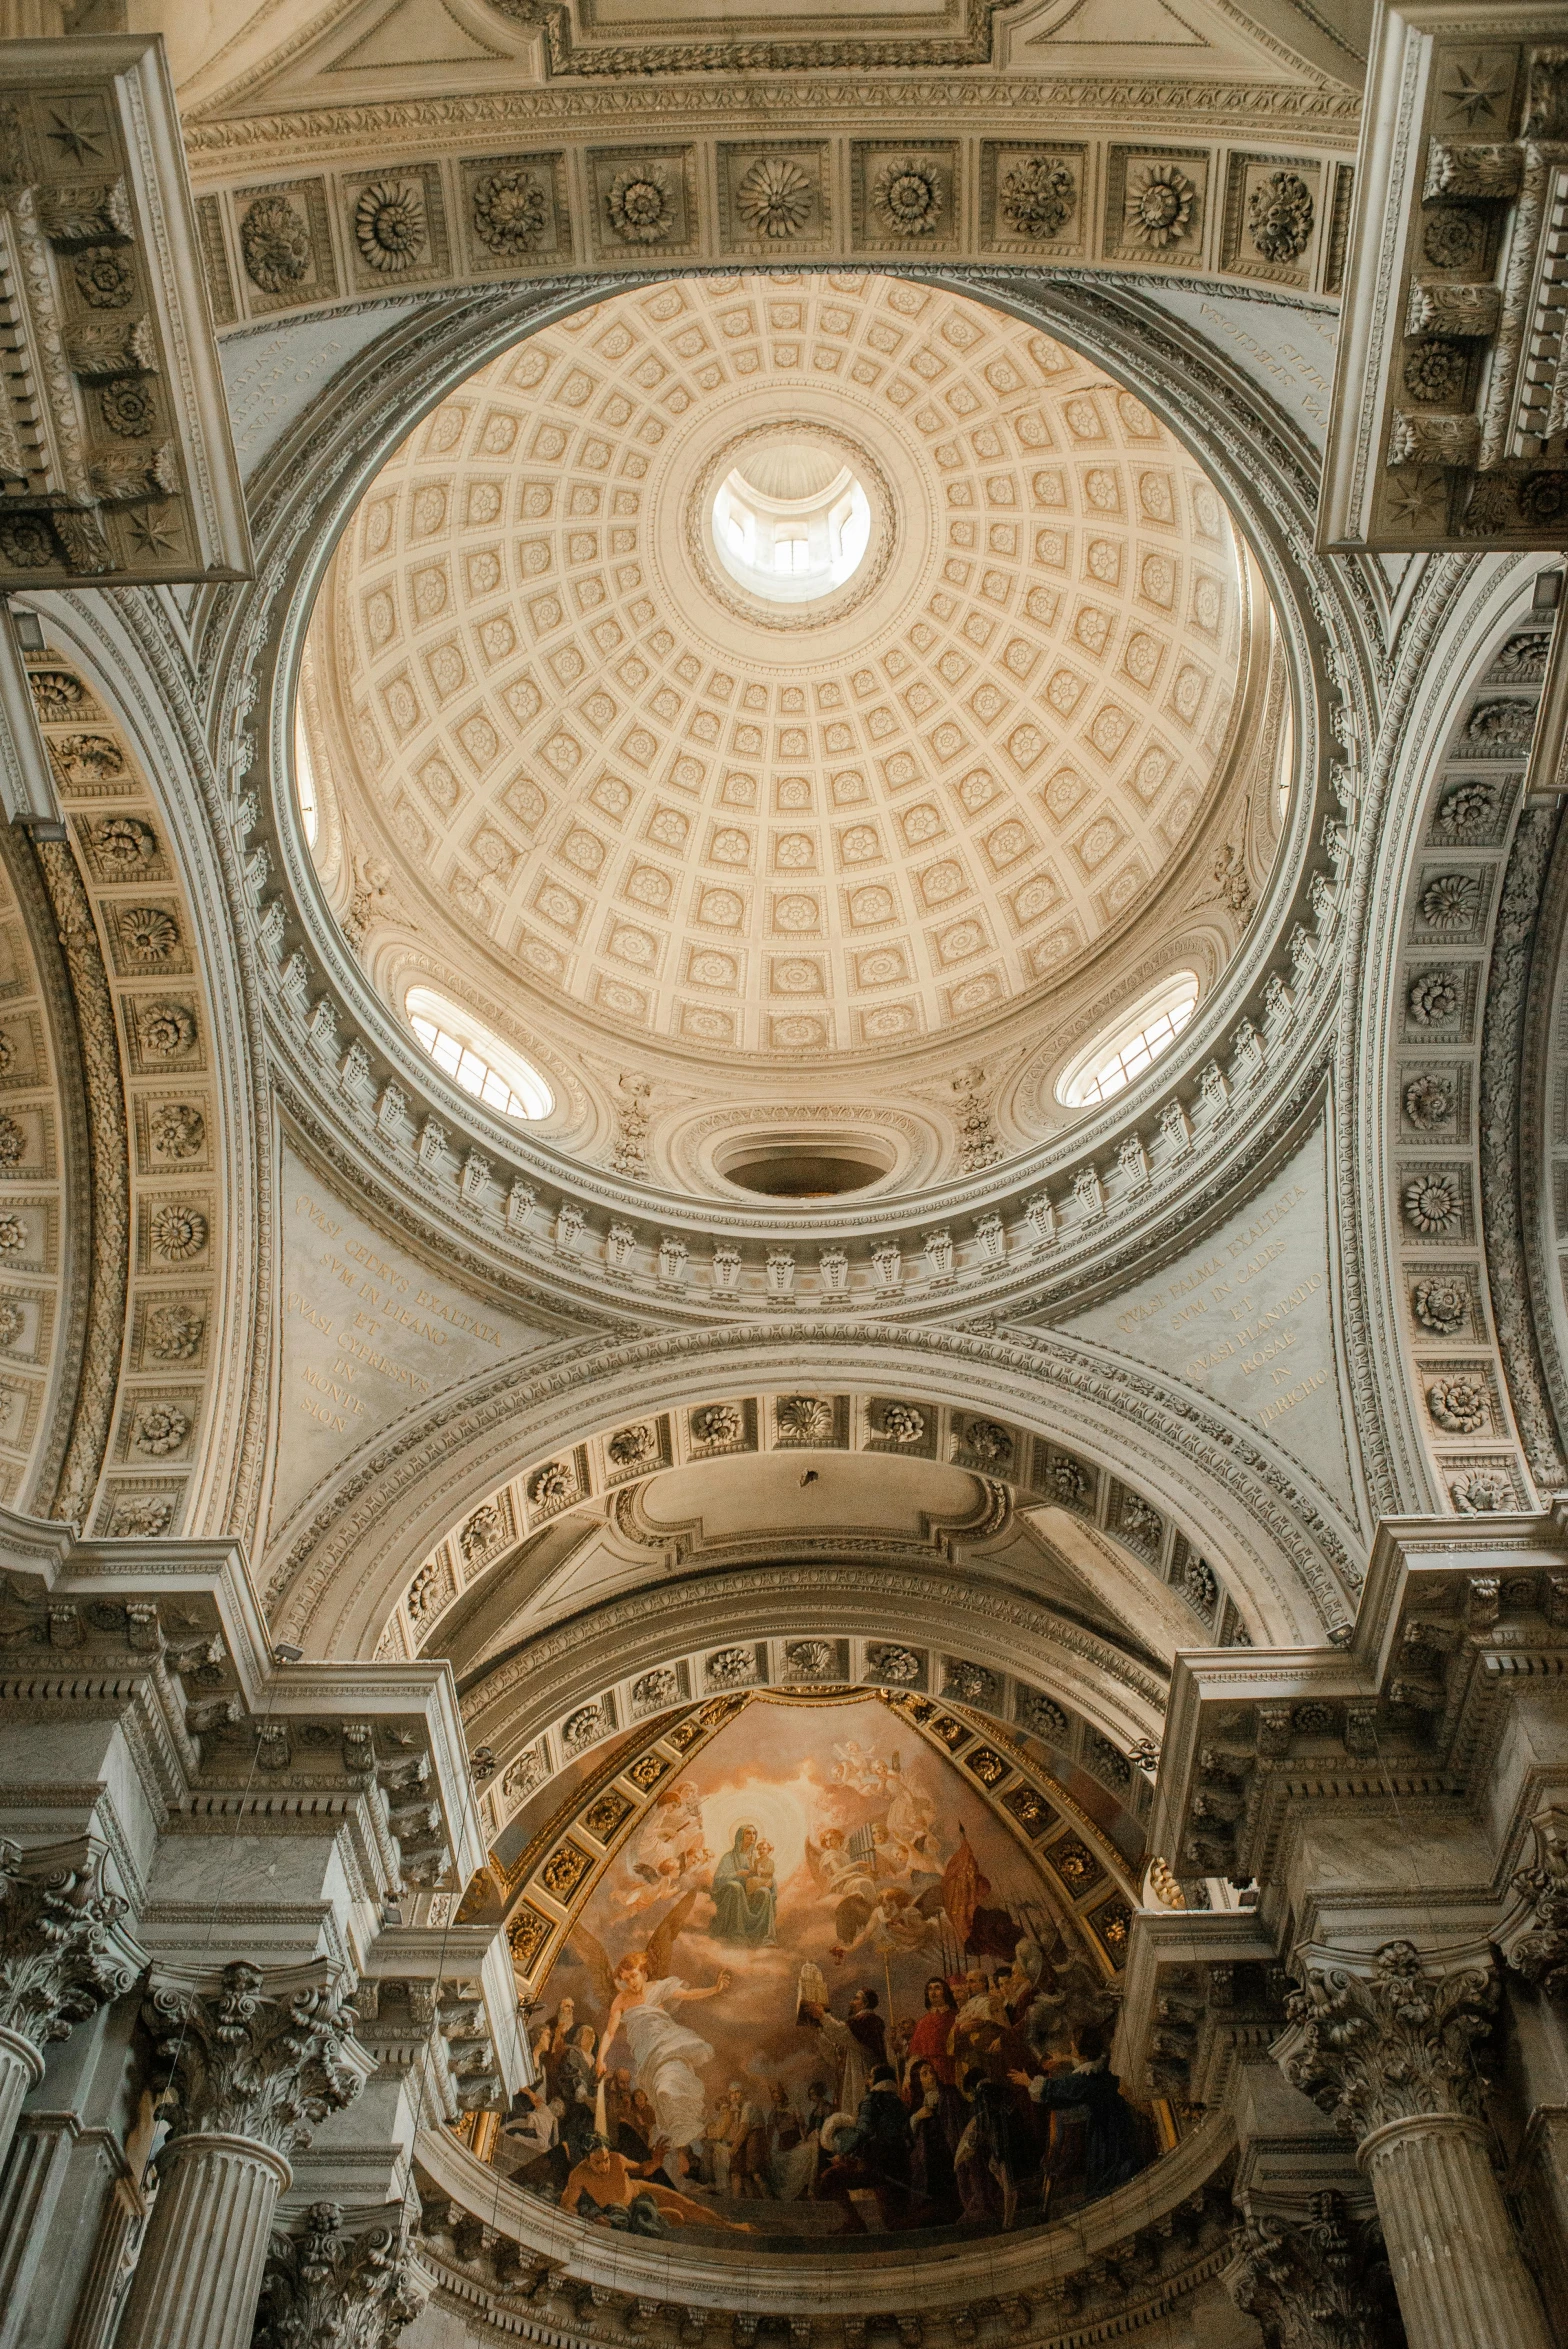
[116,1962,366,2349]
[1278,1939,1552,2349]
[0,1840,144,2173]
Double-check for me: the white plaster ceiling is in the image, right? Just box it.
[307,271,1255,1069]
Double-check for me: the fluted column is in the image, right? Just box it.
[0,1839,144,2171]
[116,1962,367,2349]
[1278,1939,1551,2349]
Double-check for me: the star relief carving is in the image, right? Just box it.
[1441,56,1514,128]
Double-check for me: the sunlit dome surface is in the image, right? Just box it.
[302,273,1262,1070]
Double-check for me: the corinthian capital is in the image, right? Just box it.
[1225,2192,1400,2349]
[143,1960,368,2156]
[254,2202,426,2349]
[1502,1809,1568,1996]
[0,1836,145,2054]
[1278,1938,1495,2138]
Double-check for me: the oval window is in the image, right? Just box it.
[404,986,553,1121]
[1056,973,1200,1109]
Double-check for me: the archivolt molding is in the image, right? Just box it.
[1342,556,1560,1525]
[458,1565,1168,1812]
[18,596,272,1547]
[180,99,1354,345]
[383,1387,1243,1670]
[203,270,1377,1349]
[264,1316,1360,1658]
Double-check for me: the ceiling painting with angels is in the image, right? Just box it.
[492,1693,1173,2249]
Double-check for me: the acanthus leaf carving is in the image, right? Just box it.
[142,1959,365,2155]
[1279,1940,1495,2138]
[254,2200,426,2349]
[0,1836,145,2056]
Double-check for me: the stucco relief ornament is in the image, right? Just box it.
[1280,1940,1495,2135]
[1403,342,1467,404]
[1450,1470,1512,1514]
[871,157,945,238]
[0,1839,144,2055]
[944,1661,995,1704]
[1434,778,1499,840]
[1420,873,1480,929]
[778,1395,833,1442]
[1408,970,1459,1025]
[149,1205,206,1263]
[0,1216,24,1256]
[459,1503,502,1562]
[1182,1556,1218,1613]
[706,1646,756,1689]
[113,1496,173,1537]
[608,166,674,245]
[120,906,179,962]
[1496,632,1552,681]
[1427,1377,1487,1435]
[1424,207,1484,268]
[608,1422,657,1468]
[503,1748,546,1799]
[561,1705,604,1754]
[100,378,155,439]
[240,195,312,295]
[146,1303,204,1360]
[0,1117,22,1171]
[143,1960,364,2154]
[93,815,156,868]
[964,1419,1013,1466]
[692,1403,742,1446]
[0,1302,22,1348]
[51,734,124,785]
[1468,699,1537,749]
[1021,1691,1068,1740]
[1404,1074,1456,1130]
[735,158,813,240]
[29,670,83,719]
[1049,1456,1091,1504]
[877,1401,925,1443]
[1246,170,1314,261]
[151,1105,205,1161]
[354,180,426,273]
[867,1644,922,1685]
[1000,157,1075,240]
[1403,1174,1462,1234]
[74,243,133,308]
[633,1666,679,1711]
[785,1641,836,1679]
[529,1460,577,1509]
[139,1001,196,1059]
[1121,1494,1162,1547]
[134,1403,189,1458]
[472,170,550,255]
[1413,1277,1468,1335]
[1125,163,1194,247]
[0,519,53,569]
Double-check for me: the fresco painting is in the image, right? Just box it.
[495,1696,1160,2245]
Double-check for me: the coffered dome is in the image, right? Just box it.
[301,271,1277,1146]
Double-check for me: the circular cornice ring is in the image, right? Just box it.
[680,414,898,635]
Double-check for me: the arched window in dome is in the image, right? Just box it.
[404,987,553,1121]
[1056,973,1200,1110]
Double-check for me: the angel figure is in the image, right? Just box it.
[573,1893,732,2173]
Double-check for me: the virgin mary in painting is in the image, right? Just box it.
[709,1823,777,1946]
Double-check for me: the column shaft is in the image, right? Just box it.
[0,2029,43,2174]
[0,2119,75,2349]
[1362,2113,1553,2349]
[114,2134,290,2349]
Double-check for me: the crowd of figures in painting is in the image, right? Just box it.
[493,1698,1159,2243]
